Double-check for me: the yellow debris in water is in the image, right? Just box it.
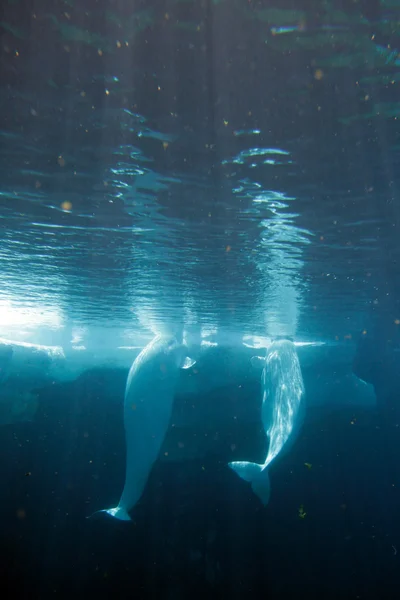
[314,69,323,80]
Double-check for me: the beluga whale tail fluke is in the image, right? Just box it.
[228,461,271,506]
[88,506,132,521]
[89,334,196,522]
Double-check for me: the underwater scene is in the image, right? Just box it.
[1,0,400,598]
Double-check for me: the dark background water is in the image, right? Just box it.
[1,362,400,599]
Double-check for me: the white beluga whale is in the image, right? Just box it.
[91,334,195,521]
[229,338,305,506]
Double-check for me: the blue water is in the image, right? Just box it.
[1,0,400,598]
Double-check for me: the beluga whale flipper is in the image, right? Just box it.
[91,334,195,521]
[229,339,305,506]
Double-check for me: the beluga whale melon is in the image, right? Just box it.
[229,338,305,505]
[91,334,195,521]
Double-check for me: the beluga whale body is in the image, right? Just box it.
[92,334,195,521]
[229,338,305,506]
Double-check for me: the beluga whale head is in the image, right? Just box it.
[162,335,197,370]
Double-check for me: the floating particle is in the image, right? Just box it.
[61,201,72,211]
[314,68,324,80]
[304,462,312,469]
[57,156,66,167]
[298,505,307,519]
[16,508,26,519]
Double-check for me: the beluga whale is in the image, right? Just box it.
[229,338,305,506]
[91,334,195,521]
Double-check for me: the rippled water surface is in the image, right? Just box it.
[1,0,399,347]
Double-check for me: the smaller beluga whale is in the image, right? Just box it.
[91,334,195,521]
[229,339,305,506]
